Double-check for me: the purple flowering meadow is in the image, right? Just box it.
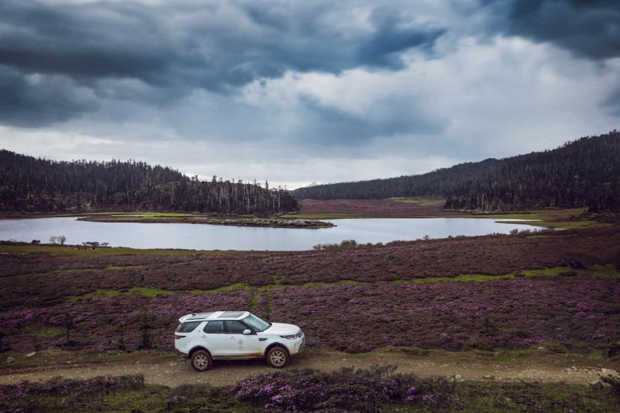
[2,276,618,353]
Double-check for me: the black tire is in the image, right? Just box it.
[190,349,212,372]
[266,346,289,368]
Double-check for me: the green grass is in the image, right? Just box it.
[66,287,175,302]
[6,377,618,413]
[281,213,360,219]
[471,208,601,229]
[24,323,64,338]
[291,205,602,229]
[249,292,262,313]
[189,283,257,294]
[105,265,144,271]
[136,212,200,217]
[8,265,144,278]
[0,244,241,257]
[78,213,334,228]
[63,265,620,302]
[389,197,445,205]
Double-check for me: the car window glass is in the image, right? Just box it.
[243,314,270,332]
[204,320,224,334]
[176,321,201,333]
[225,320,247,334]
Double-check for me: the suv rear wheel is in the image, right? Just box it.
[190,350,212,372]
[266,346,289,368]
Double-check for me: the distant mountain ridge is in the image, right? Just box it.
[0,150,298,214]
[294,131,620,212]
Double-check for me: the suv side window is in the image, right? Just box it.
[225,320,247,334]
[176,321,201,333]
[204,320,224,334]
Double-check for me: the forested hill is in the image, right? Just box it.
[0,150,298,214]
[294,131,620,212]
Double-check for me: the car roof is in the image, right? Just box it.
[179,311,249,323]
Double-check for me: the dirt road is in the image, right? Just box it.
[1,349,617,387]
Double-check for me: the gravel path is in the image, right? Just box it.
[1,350,617,387]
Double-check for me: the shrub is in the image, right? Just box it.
[463,339,494,352]
[0,375,144,398]
[0,375,145,413]
[600,374,620,396]
[565,252,595,270]
[603,342,620,359]
[537,342,568,354]
[313,239,359,251]
[232,365,454,412]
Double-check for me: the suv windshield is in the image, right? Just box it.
[243,314,271,332]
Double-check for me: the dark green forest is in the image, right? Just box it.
[294,131,620,212]
[0,151,298,215]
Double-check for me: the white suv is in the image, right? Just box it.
[174,311,305,371]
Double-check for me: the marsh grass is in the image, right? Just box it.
[0,243,239,257]
[3,372,617,412]
[63,264,620,302]
[24,323,64,338]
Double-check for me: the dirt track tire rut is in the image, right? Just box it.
[1,350,617,388]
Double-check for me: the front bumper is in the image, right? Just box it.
[288,333,305,356]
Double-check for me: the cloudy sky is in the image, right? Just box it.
[0,0,619,188]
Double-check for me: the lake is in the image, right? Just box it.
[0,217,543,251]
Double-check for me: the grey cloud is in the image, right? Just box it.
[0,0,446,126]
[0,2,176,83]
[601,84,620,117]
[297,94,444,146]
[0,65,98,127]
[486,0,620,60]
[357,9,446,68]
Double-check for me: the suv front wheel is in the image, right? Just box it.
[266,346,289,368]
[191,350,212,372]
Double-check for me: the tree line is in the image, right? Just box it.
[0,150,299,215]
[294,131,620,212]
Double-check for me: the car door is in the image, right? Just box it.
[224,320,262,356]
[200,320,229,357]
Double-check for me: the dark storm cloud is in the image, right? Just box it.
[357,9,445,68]
[0,0,445,126]
[0,65,98,127]
[486,0,620,60]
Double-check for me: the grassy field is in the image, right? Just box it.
[1,371,618,412]
[290,199,600,229]
[0,243,240,257]
[1,224,618,354]
[1,212,618,411]
[1,201,602,230]
[55,263,620,303]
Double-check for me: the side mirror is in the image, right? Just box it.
[243,329,252,335]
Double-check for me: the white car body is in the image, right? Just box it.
[174,311,305,366]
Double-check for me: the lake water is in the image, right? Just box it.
[0,217,542,251]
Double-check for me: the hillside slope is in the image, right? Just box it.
[294,131,620,211]
[0,150,298,214]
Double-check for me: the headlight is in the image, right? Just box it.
[280,335,297,340]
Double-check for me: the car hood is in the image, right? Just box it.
[261,322,300,336]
